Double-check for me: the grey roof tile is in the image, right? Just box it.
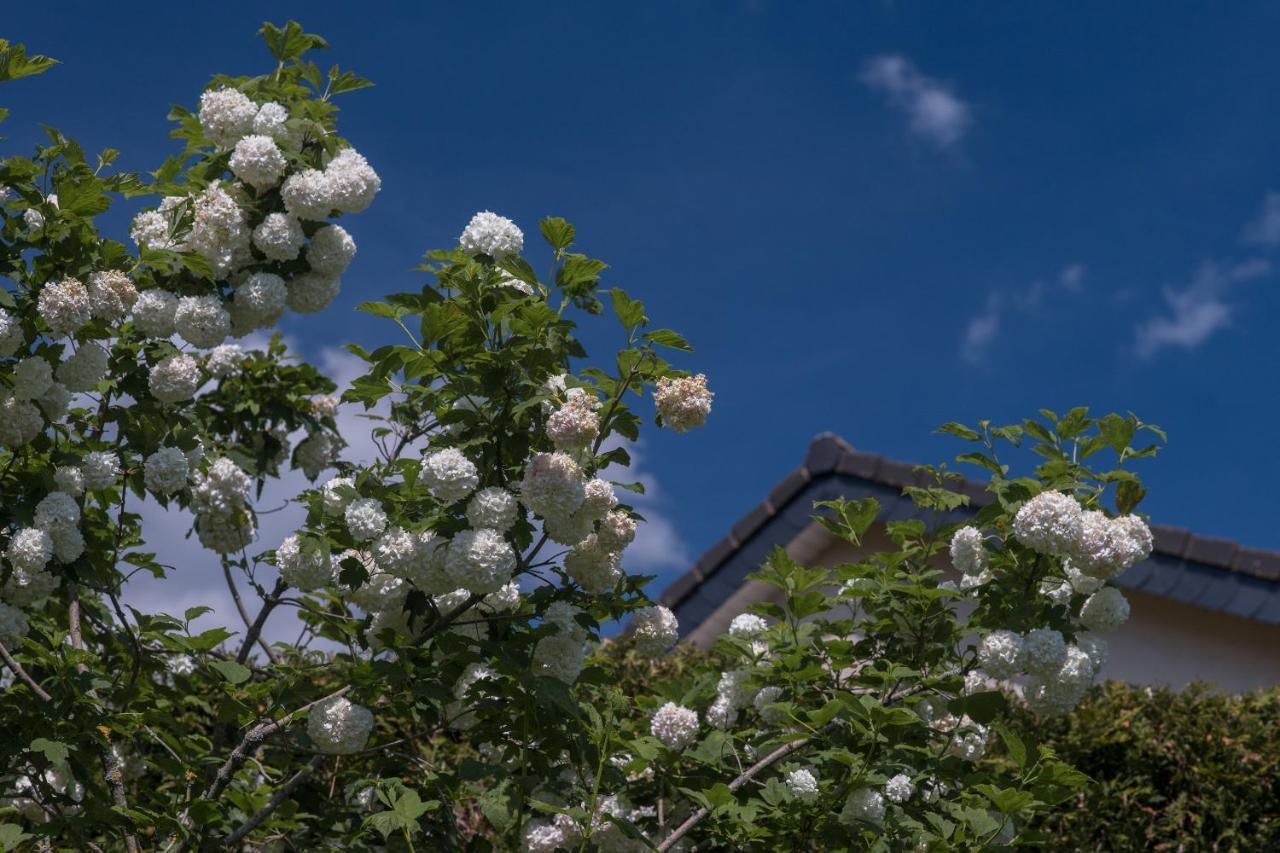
[667,432,1280,627]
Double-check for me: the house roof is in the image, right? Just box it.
[659,433,1280,632]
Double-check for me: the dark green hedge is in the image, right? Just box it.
[1024,681,1280,850]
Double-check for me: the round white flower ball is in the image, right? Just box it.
[320,476,355,517]
[977,629,1024,679]
[596,510,637,553]
[466,486,518,532]
[344,498,388,542]
[0,393,44,446]
[198,88,257,147]
[841,787,885,825]
[286,272,341,314]
[459,210,523,259]
[753,686,787,724]
[444,528,517,594]
[786,768,819,800]
[205,344,245,379]
[12,357,53,400]
[174,295,230,349]
[728,613,768,639]
[149,353,201,403]
[37,277,91,337]
[650,702,699,750]
[6,528,52,574]
[630,605,679,656]
[1020,627,1068,677]
[306,224,356,276]
[950,525,989,576]
[579,478,617,520]
[252,101,289,139]
[232,272,287,330]
[133,290,178,338]
[423,448,479,504]
[144,447,189,495]
[307,695,374,754]
[87,270,138,320]
[228,134,286,190]
[563,536,622,594]
[280,169,334,221]
[1013,491,1083,557]
[885,773,915,804]
[0,309,24,357]
[57,343,109,392]
[81,451,121,491]
[251,212,305,261]
[53,465,84,496]
[519,452,586,520]
[324,148,381,213]
[1079,586,1131,632]
[276,533,333,592]
[652,374,713,432]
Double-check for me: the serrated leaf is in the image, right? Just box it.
[208,660,251,685]
[540,216,575,251]
[29,738,69,765]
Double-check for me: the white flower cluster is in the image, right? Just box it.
[459,211,523,259]
[785,768,819,800]
[306,695,374,754]
[190,457,255,553]
[546,388,600,451]
[841,787,886,825]
[532,601,589,683]
[650,701,699,750]
[629,605,679,656]
[423,448,480,504]
[652,374,713,433]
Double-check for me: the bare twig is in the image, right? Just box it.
[222,754,325,846]
[223,563,279,664]
[0,640,52,702]
[237,578,288,665]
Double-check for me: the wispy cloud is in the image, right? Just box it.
[1241,192,1280,247]
[1134,259,1270,359]
[861,55,972,149]
[961,264,1085,364]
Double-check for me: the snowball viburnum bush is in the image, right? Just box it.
[0,23,1161,853]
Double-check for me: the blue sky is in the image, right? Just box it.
[5,2,1279,596]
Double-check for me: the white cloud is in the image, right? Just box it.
[961,264,1085,364]
[599,439,691,577]
[1241,192,1280,247]
[1134,259,1270,359]
[861,55,971,149]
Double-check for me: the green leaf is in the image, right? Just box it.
[937,421,983,442]
[995,723,1027,769]
[356,301,408,320]
[642,328,693,351]
[540,216,575,251]
[29,738,69,765]
[0,824,32,852]
[208,660,251,685]
[258,20,329,64]
[609,288,647,331]
[0,41,59,83]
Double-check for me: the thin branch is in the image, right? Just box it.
[222,754,324,846]
[170,685,352,851]
[0,640,52,702]
[223,563,279,664]
[68,586,142,853]
[237,578,288,665]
